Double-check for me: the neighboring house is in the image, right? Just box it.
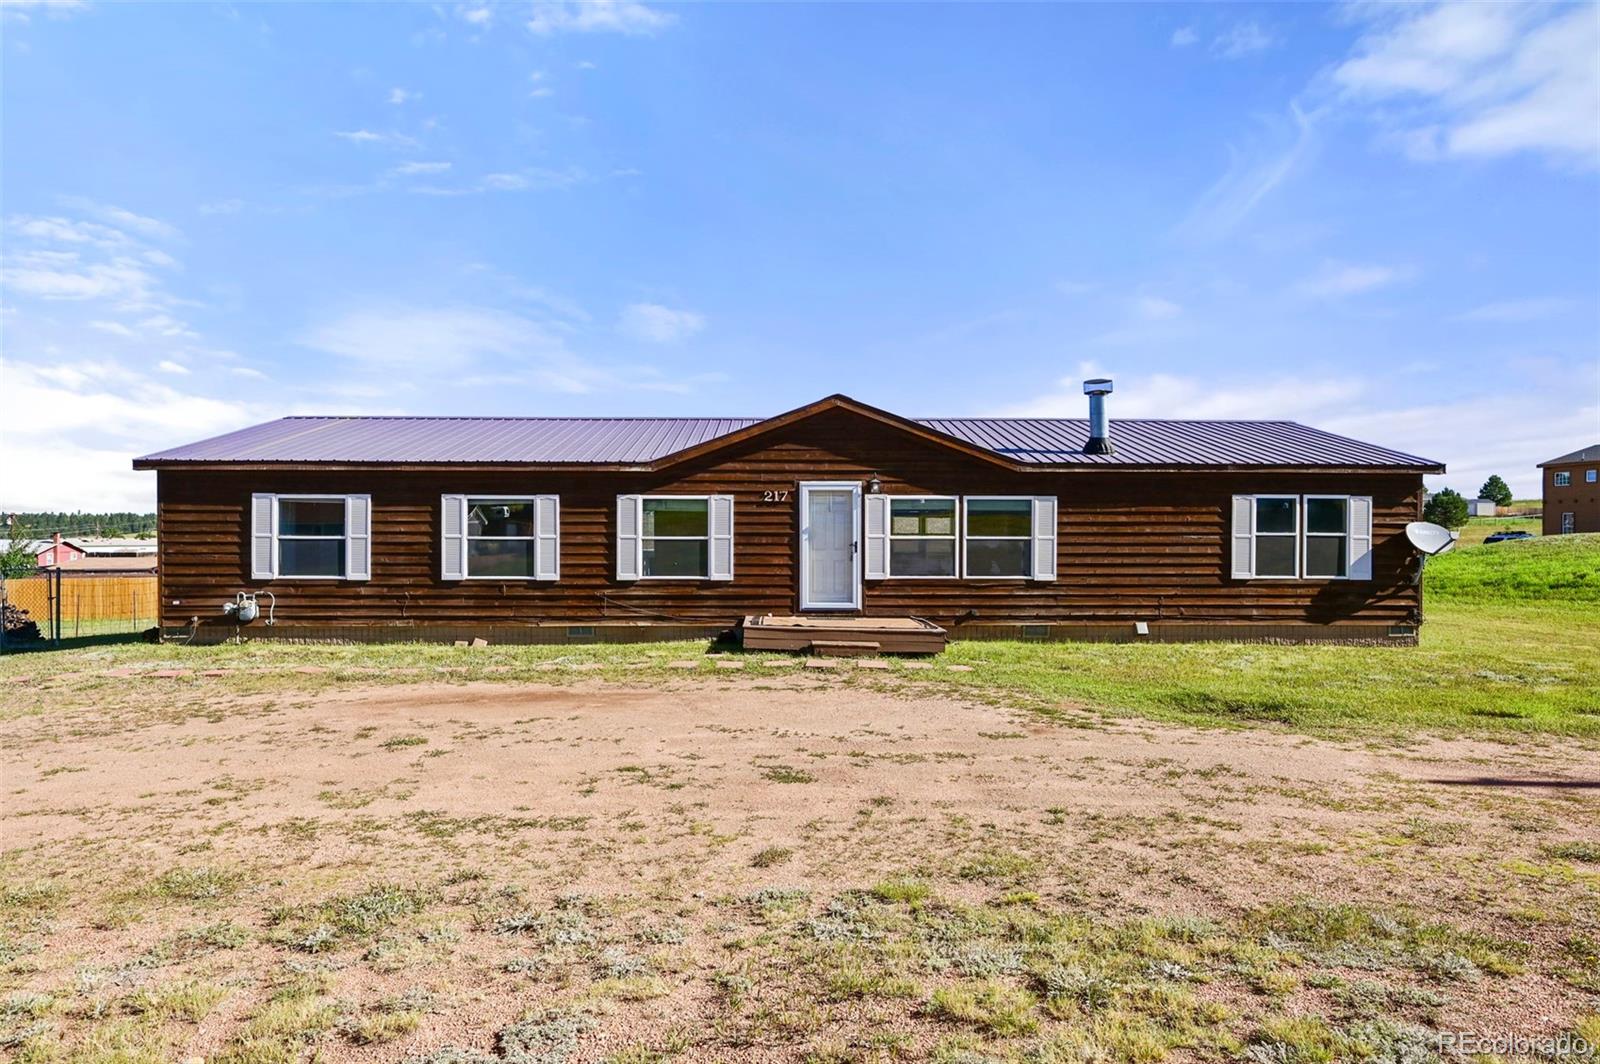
[30,535,157,568]
[1540,444,1600,535]
[1467,498,1497,517]
[133,386,1445,645]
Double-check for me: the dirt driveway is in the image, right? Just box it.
[4,679,1598,1061]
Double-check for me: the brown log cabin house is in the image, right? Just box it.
[132,382,1444,646]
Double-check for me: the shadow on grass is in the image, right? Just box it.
[1,632,151,655]
[1426,777,1600,789]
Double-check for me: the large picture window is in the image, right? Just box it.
[888,497,957,577]
[278,498,347,577]
[643,498,710,578]
[467,499,537,578]
[1231,494,1371,581]
[963,498,1033,578]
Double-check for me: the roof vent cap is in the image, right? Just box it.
[1083,378,1115,455]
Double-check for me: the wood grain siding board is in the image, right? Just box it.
[154,411,1424,633]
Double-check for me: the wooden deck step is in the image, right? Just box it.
[740,614,947,655]
[807,639,881,658]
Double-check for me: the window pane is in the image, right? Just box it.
[1255,498,1296,534]
[643,499,708,537]
[967,539,1030,577]
[966,499,1032,537]
[1256,536,1296,577]
[890,539,955,576]
[1305,536,1347,578]
[468,539,536,577]
[643,538,707,577]
[890,498,955,536]
[279,499,344,537]
[1305,498,1347,535]
[279,538,344,577]
[468,500,534,538]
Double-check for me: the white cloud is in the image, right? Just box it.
[618,302,705,343]
[198,199,246,215]
[57,198,180,242]
[1294,261,1414,298]
[301,305,566,372]
[387,87,417,105]
[157,359,190,375]
[393,160,452,175]
[334,129,421,149]
[406,166,585,196]
[1332,4,1599,168]
[1453,297,1575,323]
[1170,26,1198,48]
[457,4,492,26]
[0,360,257,511]
[526,0,673,36]
[1134,295,1182,320]
[1,249,161,303]
[8,215,130,248]
[1176,103,1316,241]
[89,320,136,337]
[1003,366,1364,422]
[1212,21,1276,60]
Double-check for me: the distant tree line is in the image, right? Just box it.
[6,512,157,537]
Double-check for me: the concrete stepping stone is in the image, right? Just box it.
[804,658,843,669]
[668,660,701,669]
[856,659,891,670]
[945,664,974,672]
[714,660,745,670]
[150,669,193,679]
[760,658,801,667]
[902,662,933,670]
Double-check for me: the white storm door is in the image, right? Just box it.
[800,483,861,610]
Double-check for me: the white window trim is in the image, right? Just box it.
[883,495,960,580]
[638,495,715,581]
[961,496,1035,580]
[461,496,554,581]
[274,493,358,581]
[1554,471,1571,486]
[1302,494,1352,580]
[1587,469,1597,483]
[1249,494,1302,581]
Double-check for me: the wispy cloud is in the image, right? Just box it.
[406,166,585,196]
[526,0,673,36]
[334,128,421,149]
[1133,295,1182,320]
[618,302,705,343]
[1294,261,1416,298]
[57,197,180,241]
[1170,26,1198,49]
[1453,297,1576,323]
[1212,21,1276,60]
[392,160,452,176]
[1332,3,1598,168]
[387,87,417,105]
[1176,103,1316,241]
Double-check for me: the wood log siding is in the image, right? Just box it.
[154,410,1424,631]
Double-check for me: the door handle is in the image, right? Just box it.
[852,541,859,554]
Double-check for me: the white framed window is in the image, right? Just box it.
[439,496,559,581]
[615,495,734,581]
[963,497,1034,578]
[1231,494,1372,581]
[1554,471,1571,487]
[887,496,957,577]
[1587,469,1597,483]
[1562,512,1576,534]
[250,493,371,581]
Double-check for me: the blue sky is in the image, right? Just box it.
[3,0,1596,510]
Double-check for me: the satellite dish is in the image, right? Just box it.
[1406,521,1459,556]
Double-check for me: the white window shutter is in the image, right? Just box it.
[534,495,560,581]
[1230,495,1254,579]
[1031,496,1058,581]
[346,494,372,581]
[1349,495,1373,580]
[616,495,642,581]
[708,495,735,581]
[863,494,890,580]
[440,494,467,581]
[250,493,277,580]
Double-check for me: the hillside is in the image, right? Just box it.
[1425,532,1600,603]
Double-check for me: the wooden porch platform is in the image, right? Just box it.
[739,614,947,655]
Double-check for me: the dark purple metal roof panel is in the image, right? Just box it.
[921,418,1440,467]
[137,414,1440,469]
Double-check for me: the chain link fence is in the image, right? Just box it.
[1,571,159,650]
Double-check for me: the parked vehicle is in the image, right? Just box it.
[1483,531,1535,544]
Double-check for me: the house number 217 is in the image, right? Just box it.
[761,490,791,503]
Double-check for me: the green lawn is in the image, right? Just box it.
[4,535,1598,742]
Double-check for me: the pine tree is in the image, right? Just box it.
[1424,488,1470,529]
[1477,475,1513,508]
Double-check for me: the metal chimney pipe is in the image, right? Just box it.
[1083,378,1115,455]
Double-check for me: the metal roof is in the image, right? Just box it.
[135,408,1441,469]
[1539,444,1600,467]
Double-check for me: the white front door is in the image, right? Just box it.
[800,482,861,610]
